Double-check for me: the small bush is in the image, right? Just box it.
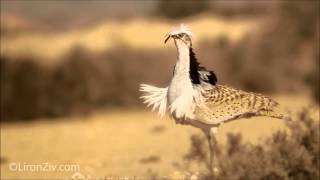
[0,45,175,121]
[182,108,319,180]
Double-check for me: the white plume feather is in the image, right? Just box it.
[139,84,168,117]
[168,24,193,37]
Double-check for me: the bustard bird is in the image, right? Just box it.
[140,24,285,177]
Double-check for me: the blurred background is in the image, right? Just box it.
[1,0,319,179]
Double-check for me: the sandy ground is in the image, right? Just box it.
[0,94,318,180]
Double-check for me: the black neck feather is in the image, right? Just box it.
[189,48,217,85]
[189,48,201,84]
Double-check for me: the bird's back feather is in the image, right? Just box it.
[194,85,284,125]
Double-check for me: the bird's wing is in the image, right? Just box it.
[139,84,168,117]
[194,85,283,125]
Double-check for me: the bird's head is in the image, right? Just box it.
[164,24,193,48]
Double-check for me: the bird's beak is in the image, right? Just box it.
[164,34,171,44]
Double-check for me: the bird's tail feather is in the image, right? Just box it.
[257,105,292,121]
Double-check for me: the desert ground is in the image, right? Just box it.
[1,94,318,180]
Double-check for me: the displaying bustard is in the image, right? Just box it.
[140,24,286,177]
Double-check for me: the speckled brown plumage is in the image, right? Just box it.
[194,85,284,125]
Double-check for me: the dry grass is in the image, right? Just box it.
[1,94,317,179]
[1,15,257,62]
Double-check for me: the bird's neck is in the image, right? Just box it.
[174,40,190,75]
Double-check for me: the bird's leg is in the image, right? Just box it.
[206,133,214,178]
[206,127,219,179]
